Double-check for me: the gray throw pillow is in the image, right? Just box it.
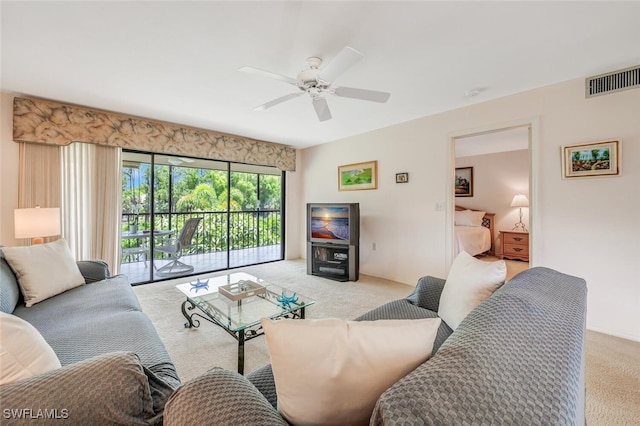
[164,367,287,426]
[0,351,174,425]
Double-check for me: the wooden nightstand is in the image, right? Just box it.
[499,231,529,262]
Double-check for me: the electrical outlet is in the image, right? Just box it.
[435,202,444,211]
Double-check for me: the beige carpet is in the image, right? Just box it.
[134,259,640,425]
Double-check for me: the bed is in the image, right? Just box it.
[454,205,495,256]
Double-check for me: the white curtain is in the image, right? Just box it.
[17,143,61,245]
[61,143,122,273]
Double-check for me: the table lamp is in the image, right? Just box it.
[14,206,61,244]
[510,194,529,232]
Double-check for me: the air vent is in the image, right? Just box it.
[586,65,640,98]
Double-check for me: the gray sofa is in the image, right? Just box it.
[164,267,587,425]
[0,249,180,425]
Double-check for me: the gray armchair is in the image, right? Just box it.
[155,217,202,276]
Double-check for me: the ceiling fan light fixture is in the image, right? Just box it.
[307,57,322,69]
[297,68,322,89]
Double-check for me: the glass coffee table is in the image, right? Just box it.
[176,272,315,374]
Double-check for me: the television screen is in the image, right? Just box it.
[310,206,350,242]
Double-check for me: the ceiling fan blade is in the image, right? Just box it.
[312,97,332,122]
[333,86,391,103]
[318,46,364,84]
[254,92,304,111]
[239,66,298,86]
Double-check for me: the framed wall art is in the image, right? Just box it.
[396,172,409,183]
[338,161,378,191]
[562,140,620,178]
[455,167,473,197]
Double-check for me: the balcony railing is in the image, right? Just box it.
[121,210,281,263]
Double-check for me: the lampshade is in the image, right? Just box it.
[14,207,61,243]
[510,194,529,208]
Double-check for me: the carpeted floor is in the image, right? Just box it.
[134,259,640,425]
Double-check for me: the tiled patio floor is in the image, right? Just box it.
[119,245,282,284]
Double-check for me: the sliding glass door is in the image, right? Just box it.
[120,151,284,284]
[229,164,283,268]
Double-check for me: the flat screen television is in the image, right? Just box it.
[307,203,359,245]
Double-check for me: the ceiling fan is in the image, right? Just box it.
[239,46,391,122]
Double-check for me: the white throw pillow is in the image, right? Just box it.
[438,251,506,330]
[262,317,441,426]
[0,312,61,385]
[2,239,85,307]
[454,209,485,227]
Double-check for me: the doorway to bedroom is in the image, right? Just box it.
[452,125,532,280]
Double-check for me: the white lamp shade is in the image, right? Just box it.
[14,207,61,239]
[510,194,529,208]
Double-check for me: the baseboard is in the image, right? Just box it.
[586,326,640,343]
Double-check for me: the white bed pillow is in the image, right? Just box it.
[0,312,61,385]
[438,251,506,330]
[2,239,85,307]
[262,317,441,426]
[455,209,485,227]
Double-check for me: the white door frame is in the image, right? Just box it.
[445,117,540,271]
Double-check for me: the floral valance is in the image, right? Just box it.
[12,97,296,171]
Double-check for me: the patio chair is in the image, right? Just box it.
[155,217,202,277]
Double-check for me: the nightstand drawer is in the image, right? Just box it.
[503,233,529,245]
[503,243,529,256]
[499,230,530,261]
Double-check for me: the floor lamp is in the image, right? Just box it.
[14,206,61,244]
[510,194,529,232]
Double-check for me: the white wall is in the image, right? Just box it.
[300,78,640,342]
[455,149,530,243]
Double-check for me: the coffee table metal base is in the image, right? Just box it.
[181,298,306,375]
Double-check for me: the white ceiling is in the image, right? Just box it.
[2,1,639,149]
[455,127,529,158]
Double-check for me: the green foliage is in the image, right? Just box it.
[121,157,283,261]
[153,166,170,213]
[176,183,217,211]
[260,175,281,209]
[230,172,257,210]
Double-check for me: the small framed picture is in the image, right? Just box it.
[396,172,409,183]
[455,167,473,197]
[338,161,378,191]
[562,140,621,178]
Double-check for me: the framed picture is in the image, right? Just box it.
[455,167,473,197]
[338,161,378,191]
[562,140,621,178]
[396,172,409,183]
